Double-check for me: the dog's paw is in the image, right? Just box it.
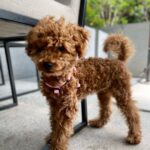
[89,119,104,128]
[126,133,141,144]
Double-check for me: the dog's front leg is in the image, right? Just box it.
[48,96,78,150]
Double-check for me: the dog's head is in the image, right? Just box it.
[26,16,89,76]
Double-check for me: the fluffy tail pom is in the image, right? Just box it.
[103,34,134,62]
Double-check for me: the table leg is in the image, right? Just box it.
[3,41,18,105]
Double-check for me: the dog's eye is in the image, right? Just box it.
[58,46,65,52]
[110,41,114,45]
[37,45,46,53]
[116,41,120,45]
[37,48,43,53]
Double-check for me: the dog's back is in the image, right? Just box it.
[76,57,130,100]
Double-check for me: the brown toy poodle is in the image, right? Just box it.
[26,16,141,150]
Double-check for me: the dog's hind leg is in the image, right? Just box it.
[89,91,112,128]
[112,85,141,144]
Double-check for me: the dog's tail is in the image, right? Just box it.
[103,34,134,62]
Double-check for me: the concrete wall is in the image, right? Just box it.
[85,26,108,58]
[105,22,149,77]
[98,30,108,58]
[85,26,96,58]
[0,47,36,80]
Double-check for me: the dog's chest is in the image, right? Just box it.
[40,76,80,100]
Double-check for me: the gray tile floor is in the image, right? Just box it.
[0,77,38,98]
[0,93,150,150]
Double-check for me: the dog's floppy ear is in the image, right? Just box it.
[73,26,89,57]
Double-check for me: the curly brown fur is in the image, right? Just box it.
[103,33,134,62]
[26,16,141,150]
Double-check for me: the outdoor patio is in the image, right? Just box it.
[0,0,150,150]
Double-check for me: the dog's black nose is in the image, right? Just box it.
[43,62,53,70]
